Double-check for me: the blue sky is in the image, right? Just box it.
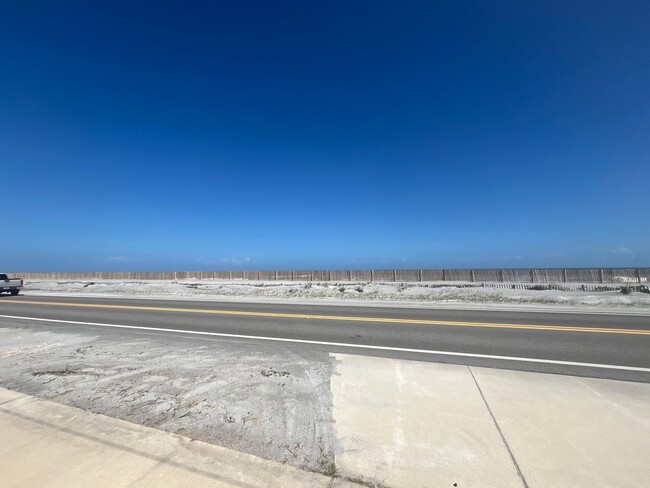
[1,1,648,272]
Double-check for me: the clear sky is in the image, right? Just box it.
[2,1,648,272]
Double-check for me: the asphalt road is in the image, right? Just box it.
[1,294,649,382]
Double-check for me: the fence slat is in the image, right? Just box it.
[11,268,650,284]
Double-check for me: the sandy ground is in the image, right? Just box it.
[22,279,650,309]
[2,320,649,487]
[0,325,337,475]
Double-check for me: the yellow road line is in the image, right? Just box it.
[1,299,649,335]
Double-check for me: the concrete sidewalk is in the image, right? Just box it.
[0,388,358,488]
[331,354,650,488]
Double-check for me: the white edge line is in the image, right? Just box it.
[1,314,649,373]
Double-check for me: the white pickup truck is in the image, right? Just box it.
[0,274,23,295]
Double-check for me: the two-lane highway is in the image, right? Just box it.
[1,294,649,382]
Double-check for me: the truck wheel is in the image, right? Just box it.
[10,290,19,296]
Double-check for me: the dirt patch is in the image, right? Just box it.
[0,326,338,474]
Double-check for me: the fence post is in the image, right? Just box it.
[419,269,423,282]
[370,269,374,282]
[442,269,447,281]
[599,268,604,284]
[637,268,642,283]
[328,270,332,281]
[500,269,505,282]
[563,269,567,283]
[470,269,475,282]
[275,270,278,281]
[291,270,294,281]
[348,270,352,281]
[229,271,232,280]
[393,269,397,282]
[529,269,534,283]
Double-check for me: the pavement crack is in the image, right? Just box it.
[468,366,530,488]
[0,396,24,406]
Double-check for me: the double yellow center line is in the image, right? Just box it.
[2,299,649,335]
